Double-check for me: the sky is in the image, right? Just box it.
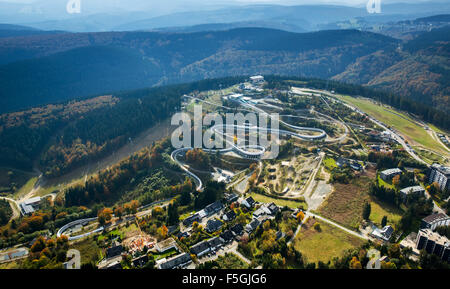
[0,0,440,21]
[0,0,434,6]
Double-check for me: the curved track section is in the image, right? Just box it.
[57,217,103,241]
[174,95,332,191]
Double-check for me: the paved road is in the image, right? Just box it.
[198,241,252,266]
[0,197,20,221]
[307,212,370,240]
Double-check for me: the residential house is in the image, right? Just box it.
[206,219,224,233]
[428,164,450,192]
[241,197,256,209]
[399,186,425,201]
[245,219,261,233]
[222,210,236,222]
[183,213,201,227]
[157,253,192,269]
[370,225,394,242]
[230,223,244,237]
[155,237,178,253]
[220,230,234,243]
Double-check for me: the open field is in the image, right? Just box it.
[14,176,37,199]
[369,199,403,227]
[249,193,307,210]
[293,218,364,264]
[71,237,102,265]
[338,95,448,155]
[317,170,375,230]
[212,253,249,269]
[414,146,449,166]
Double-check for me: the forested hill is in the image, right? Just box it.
[333,25,450,112]
[0,28,397,113]
[0,77,245,177]
[0,26,448,113]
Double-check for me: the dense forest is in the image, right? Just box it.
[0,76,245,176]
[0,199,12,226]
[64,138,192,207]
[0,28,397,112]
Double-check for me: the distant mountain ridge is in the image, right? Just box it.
[0,27,398,113]
[333,26,450,112]
[0,25,448,113]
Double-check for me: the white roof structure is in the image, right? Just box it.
[250,75,264,81]
[380,168,402,176]
[371,225,394,242]
[23,196,41,206]
[400,186,425,196]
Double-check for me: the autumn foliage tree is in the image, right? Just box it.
[349,256,362,269]
[296,211,305,223]
[185,149,210,170]
[98,208,113,226]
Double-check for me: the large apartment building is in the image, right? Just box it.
[428,164,450,192]
[416,229,450,262]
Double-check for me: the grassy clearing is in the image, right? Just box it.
[71,237,102,265]
[14,176,37,199]
[293,218,364,264]
[323,158,337,170]
[414,147,449,166]
[213,253,249,269]
[369,199,403,227]
[154,248,178,260]
[249,193,307,210]
[338,95,448,155]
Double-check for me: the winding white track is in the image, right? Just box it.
[172,96,330,191]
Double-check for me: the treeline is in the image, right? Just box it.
[265,75,450,131]
[368,151,427,170]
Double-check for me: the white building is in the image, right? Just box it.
[19,196,41,215]
[416,229,450,262]
[370,225,394,242]
[399,186,425,200]
[250,75,264,84]
[429,164,450,192]
[380,168,402,181]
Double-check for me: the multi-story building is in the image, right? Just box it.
[415,229,450,262]
[421,213,450,231]
[380,168,402,181]
[428,164,450,192]
[399,185,425,201]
